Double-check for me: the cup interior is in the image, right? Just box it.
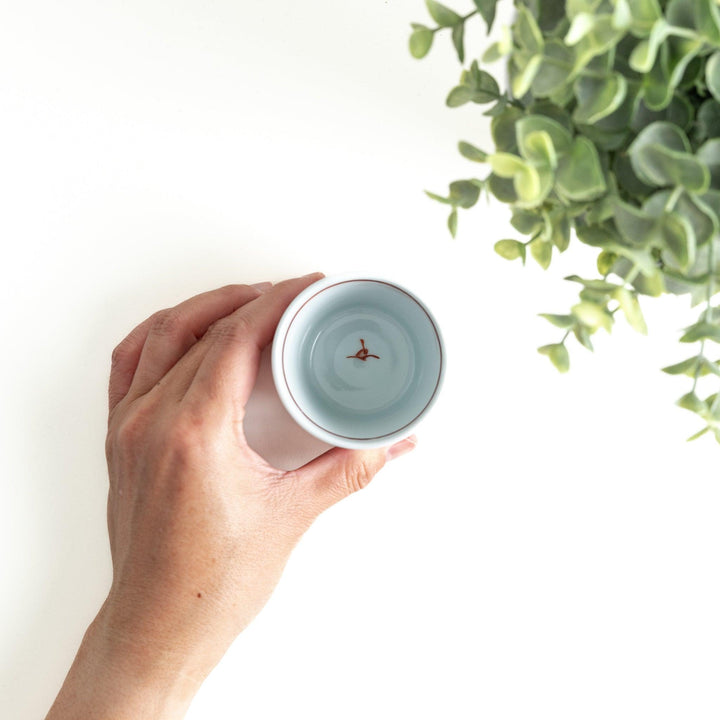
[278,279,443,443]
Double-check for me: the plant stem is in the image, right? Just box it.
[431,10,477,33]
[624,263,640,287]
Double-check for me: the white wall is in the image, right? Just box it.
[1,1,719,718]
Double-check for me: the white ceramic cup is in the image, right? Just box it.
[271,274,445,449]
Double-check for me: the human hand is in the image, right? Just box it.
[45,273,417,720]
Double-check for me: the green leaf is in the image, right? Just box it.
[539,313,575,329]
[519,130,557,169]
[707,51,720,103]
[489,152,526,177]
[629,19,670,72]
[448,180,481,208]
[530,239,552,269]
[532,40,576,97]
[446,86,473,108]
[565,275,622,292]
[597,249,617,275]
[425,0,461,27]
[556,137,607,201]
[613,200,656,248]
[625,0,662,36]
[676,391,706,414]
[571,301,613,331]
[687,426,711,442]
[425,190,452,205]
[514,5,544,53]
[512,54,544,98]
[613,287,648,334]
[491,105,523,152]
[472,0,497,32]
[489,153,545,205]
[458,141,488,162]
[692,0,720,44]
[662,356,700,375]
[573,73,627,125]
[482,24,512,63]
[448,207,458,237]
[516,115,573,156]
[551,213,571,252]
[487,173,518,203]
[409,26,434,58]
[574,324,595,350]
[572,16,626,71]
[662,355,720,377]
[511,209,542,235]
[448,63,501,107]
[696,99,720,142]
[538,343,570,372]
[494,239,526,262]
[565,12,597,45]
[697,139,720,190]
[680,322,720,343]
[628,123,709,192]
[451,22,464,63]
[660,212,696,270]
[612,0,632,30]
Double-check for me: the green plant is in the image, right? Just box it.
[410,0,720,443]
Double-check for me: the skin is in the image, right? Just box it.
[45,273,416,720]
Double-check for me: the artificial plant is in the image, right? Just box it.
[410,0,720,443]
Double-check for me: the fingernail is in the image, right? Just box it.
[301,271,324,279]
[251,282,273,293]
[386,435,417,461]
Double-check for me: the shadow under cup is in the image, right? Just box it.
[272,278,444,448]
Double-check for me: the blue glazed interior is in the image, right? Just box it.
[282,281,442,440]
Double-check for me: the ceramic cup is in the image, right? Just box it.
[271,274,445,449]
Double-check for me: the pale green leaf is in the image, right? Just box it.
[530,239,552,269]
[571,301,613,331]
[676,391,706,414]
[573,73,627,124]
[447,207,458,237]
[425,0,461,27]
[458,141,488,162]
[538,343,570,372]
[451,21,465,63]
[613,287,648,334]
[472,0,497,32]
[512,54,543,97]
[565,12,596,45]
[494,238,526,261]
[409,27,434,58]
[539,313,575,329]
[680,322,720,343]
[556,137,607,201]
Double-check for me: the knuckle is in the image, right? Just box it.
[113,409,151,450]
[207,314,253,346]
[344,458,377,495]
[150,308,185,337]
[111,341,131,368]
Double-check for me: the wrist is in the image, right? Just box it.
[45,598,209,720]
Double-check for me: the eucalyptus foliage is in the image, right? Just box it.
[411,0,720,443]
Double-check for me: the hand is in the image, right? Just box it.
[45,273,416,720]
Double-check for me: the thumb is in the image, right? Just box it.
[292,435,417,517]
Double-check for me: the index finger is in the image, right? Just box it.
[185,273,324,412]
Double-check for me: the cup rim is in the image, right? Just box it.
[271,273,445,449]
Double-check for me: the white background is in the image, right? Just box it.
[1,1,719,718]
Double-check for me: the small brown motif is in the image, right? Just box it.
[347,338,380,362]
